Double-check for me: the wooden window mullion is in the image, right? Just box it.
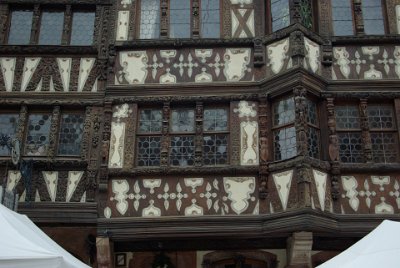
[61,5,71,45]
[195,101,203,166]
[30,4,40,44]
[160,0,169,38]
[359,98,372,162]
[160,102,170,166]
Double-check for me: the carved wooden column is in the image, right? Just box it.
[289,31,305,68]
[359,98,372,162]
[61,5,72,45]
[318,0,332,38]
[48,106,61,160]
[161,102,170,167]
[160,0,169,38]
[294,86,312,207]
[394,99,400,144]
[192,0,200,38]
[16,105,28,148]
[353,0,365,35]
[253,38,265,67]
[286,232,313,268]
[96,237,113,268]
[258,97,269,199]
[222,0,232,38]
[326,97,340,201]
[195,101,203,166]
[0,4,9,44]
[30,4,40,44]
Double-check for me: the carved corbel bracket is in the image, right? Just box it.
[253,38,265,67]
[289,30,305,67]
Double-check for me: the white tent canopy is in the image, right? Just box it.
[0,203,90,268]
[317,220,400,268]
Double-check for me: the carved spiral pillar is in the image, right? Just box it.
[326,97,340,201]
[258,97,269,199]
[359,98,372,162]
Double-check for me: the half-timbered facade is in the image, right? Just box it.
[1,0,400,267]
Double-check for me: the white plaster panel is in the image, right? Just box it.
[56,58,72,92]
[43,171,58,202]
[304,37,320,73]
[230,0,253,4]
[6,171,21,192]
[223,177,255,215]
[116,11,130,41]
[111,180,129,215]
[21,58,41,92]
[341,176,359,212]
[78,58,95,92]
[240,121,259,165]
[223,48,250,81]
[312,169,327,211]
[0,58,16,92]
[267,38,289,74]
[397,5,400,34]
[272,170,293,211]
[333,47,350,79]
[109,122,126,168]
[66,171,84,202]
[142,200,161,217]
[118,51,148,84]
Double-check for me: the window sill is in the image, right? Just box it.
[0,45,97,55]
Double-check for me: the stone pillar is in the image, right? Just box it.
[286,232,313,268]
[96,237,113,268]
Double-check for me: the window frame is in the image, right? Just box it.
[136,0,222,39]
[56,111,86,157]
[6,5,96,46]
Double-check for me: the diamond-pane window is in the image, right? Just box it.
[137,109,162,167]
[71,12,95,45]
[8,10,33,45]
[0,114,19,156]
[38,11,64,45]
[170,136,195,166]
[58,114,84,156]
[25,114,52,156]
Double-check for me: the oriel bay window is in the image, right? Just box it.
[6,6,95,45]
[306,99,320,158]
[138,0,221,39]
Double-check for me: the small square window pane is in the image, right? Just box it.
[25,114,52,156]
[39,11,64,45]
[0,114,19,156]
[170,109,194,132]
[71,12,95,45]
[8,10,33,45]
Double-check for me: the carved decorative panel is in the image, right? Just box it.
[0,57,99,92]
[339,174,400,214]
[8,170,87,203]
[103,176,259,218]
[303,37,321,74]
[114,48,254,85]
[332,46,400,80]
[266,38,292,77]
[232,101,259,166]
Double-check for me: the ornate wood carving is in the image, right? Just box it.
[160,0,169,38]
[222,0,231,38]
[318,0,332,38]
[16,105,28,144]
[192,0,200,38]
[353,0,364,35]
[30,5,40,45]
[0,4,9,44]
[160,102,170,167]
[326,97,340,200]
[48,106,61,159]
[386,0,400,34]
[253,38,265,67]
[62,5,72,46]
[258,97,268,199]
[3,0,112,4]
[294,86,308,157]
[230,101,240,166]
[101,101,112,166]
[195,101,203,167]
[289,30,305,67]
[359,98,372,162]
[123,103,137,170]
[127,1,136,41]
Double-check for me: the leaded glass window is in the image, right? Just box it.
[331,0,354,36]
[58,114,84,156]
[139,0,161,39]
[170,109,195,132]
[335,105,363,163]
[273,97,296,160]
[38,11,64,45]
[203,108,228,165]
[0,114,19,156]
[137,109,162,166]
[271,0,290,32]
[362,0,385,35]
[8,10,33,45]
[25,114,52,156]
[201,0,220,38]
[169,0,191,38]
[70,12,95,45]
[170,136,195,166]
[367,105,398,163]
